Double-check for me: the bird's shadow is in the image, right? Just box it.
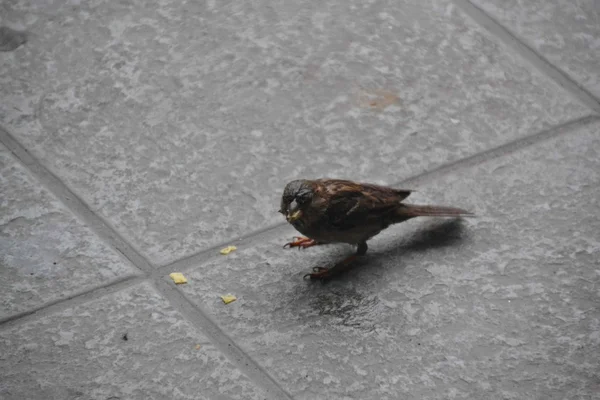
[384,217,469,254]
[284,219,472,330]
[312,217,471,283]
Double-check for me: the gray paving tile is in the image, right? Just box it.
[0,144,139,320]
[0,0,592,265]
[0,281,269,400]
[177,122,600,399]
[469,0,600,99]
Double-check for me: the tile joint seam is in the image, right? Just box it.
[453,0,600,115]
[0,275,145,326]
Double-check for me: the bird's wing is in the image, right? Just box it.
[316,179,411,228]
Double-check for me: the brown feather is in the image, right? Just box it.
[281,178,472,248]
[396,204,474,220]
[281,178,473,279]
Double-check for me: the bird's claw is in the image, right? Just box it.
[283,236,317,249]
[303,267,330,280]
[282,236,301,249]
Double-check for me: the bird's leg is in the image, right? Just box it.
[303,255,357,280]
[284,236,319,249]
[304,242,368,280]
[356,241,368,256]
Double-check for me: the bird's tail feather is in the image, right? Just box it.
[398,204,474,218]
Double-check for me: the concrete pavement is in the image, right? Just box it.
[1,0,599,399]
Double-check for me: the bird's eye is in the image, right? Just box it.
[296,193,310,204]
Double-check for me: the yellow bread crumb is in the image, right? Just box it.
[220,294,237,304]
[169,272,188,284]
[220,245,237,255]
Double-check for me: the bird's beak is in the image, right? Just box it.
[286,200,302,222]
[287,209,302,222]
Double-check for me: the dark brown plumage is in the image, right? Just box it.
[280,179,473,279]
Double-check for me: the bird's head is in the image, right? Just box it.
[279,180,314,224]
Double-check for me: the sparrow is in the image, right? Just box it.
[280,179,473,280]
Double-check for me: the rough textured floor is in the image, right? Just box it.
[1,0,599,399]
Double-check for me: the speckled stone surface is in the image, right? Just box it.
[0,26,27,52]
[178,122,600,399]
[0,144,139,320]
[0,281,268,400]
[0,0,592,264]
[469,0,600,99]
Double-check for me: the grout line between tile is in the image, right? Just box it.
[152,278,295,400]
[154,221,286,276]
[0,126,157,274]
[399,115,600,186]
[0,275,146,328]
[0,125,295,400]
[453,0,600,115]
[159,114,600,275]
